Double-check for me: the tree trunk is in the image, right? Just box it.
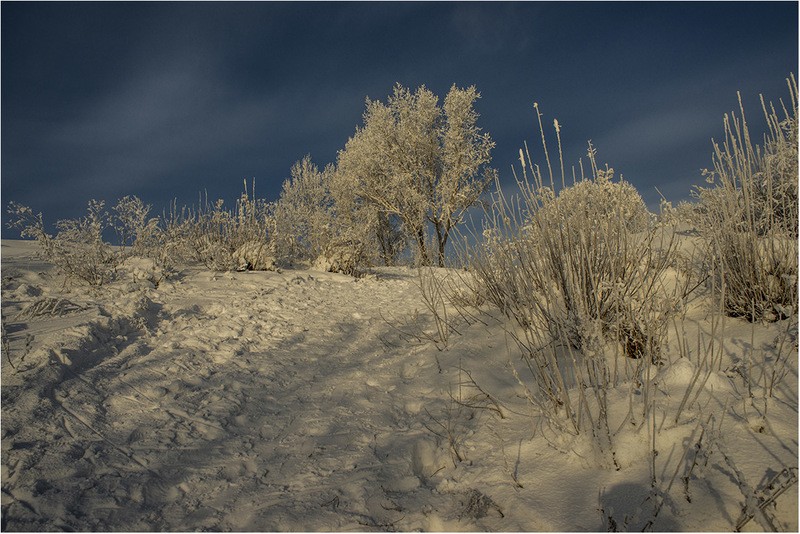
[376,228,392,266]
[415,226,430,266]
[433,219,450,268]
[376,212,392,266]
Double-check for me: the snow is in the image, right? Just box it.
[2,238,797,531]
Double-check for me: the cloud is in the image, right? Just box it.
[595,107,717,163]
[40,48,272,190]
[29,38,378,214]
[448,4,539,54]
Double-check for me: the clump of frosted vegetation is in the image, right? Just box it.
[271,156,337,265]
[270,155,384,276]
[449,80,797,470]
[543,165,651,233]
[270,83,497,273]
[7,83,498,280]
[6,183,275,288]
[8,198,150,287]
[453,106,686,467]
[336,83,497,267]
[692,75,798,321]
[165,183,273,272]
[473,141,674,360]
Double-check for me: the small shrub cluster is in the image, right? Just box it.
[164,183,273,272]
[473,153,673,360]
[271,156,336,265]
[9,199,138,287]
[270,156,381,276]
[7,182,274,288]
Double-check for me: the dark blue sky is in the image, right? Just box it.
[2,2,798,234]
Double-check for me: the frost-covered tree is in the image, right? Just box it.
[272,155,336,263]
[272,155,394,274]
[327,167,406,268]
[435,85,498,264]
[337,83,496,266]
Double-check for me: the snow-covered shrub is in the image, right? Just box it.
[657,198,702,230]
[693,76,798,321]
[271,156,337,265]
[112,195,177,283]
[7,202,54,256]
[327,166,404,273]
[163,183,273,271]
[462,111,678,465]
[272,155,389,275]
[474,157,669,357]
[311,239,365,276]
[8,200,121,287]
[232,241,276,271]
[118,256,164,289]
[536,163,651,234]
[112,196,161,255]
[7,196,181,287]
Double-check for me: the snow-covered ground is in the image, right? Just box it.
[1,238,797,531]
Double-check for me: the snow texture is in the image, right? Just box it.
[1,239,797,531]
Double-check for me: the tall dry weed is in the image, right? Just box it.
[694,75,798,321]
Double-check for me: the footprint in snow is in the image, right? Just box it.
[127,427,145,445]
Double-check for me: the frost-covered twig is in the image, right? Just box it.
[715,436,795,532]
[15,297,84,320]
[451,365,507,419]
[422,397,468,467]
[416,267,461,350]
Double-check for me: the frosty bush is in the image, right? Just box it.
[327,166,408,274]
[271,156,336,264]
[473,150,670,358]
[271,156,379,275]
[311,238,365,276]
[111,195,178,282]
[7,196,182,287]
[693,76,798,321]
[461,108,678,465]
[541,167,652,234]
[8,200,123,287]
[164,183,273,271]
[113,196,161,255]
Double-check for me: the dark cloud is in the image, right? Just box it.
[2,2,797,233]
[448,3,539,54]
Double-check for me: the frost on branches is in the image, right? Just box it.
[271,155,392,275]
[336,83,497,267]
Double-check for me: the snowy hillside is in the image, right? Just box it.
[1,238,797,531]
